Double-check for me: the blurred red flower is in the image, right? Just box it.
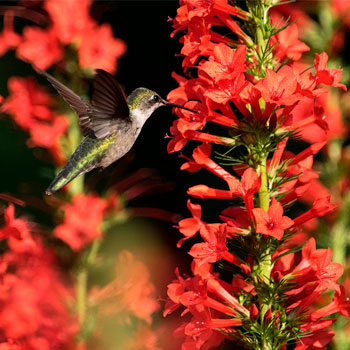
[0,204,36,253]
[0,205,77,349]
[44,0,95,44]
[91,250,159,324]
[5,76,67,164]
[54,193,107,251]
[78,23,127,74]
[16,26,63,70]
[0,11,21,57]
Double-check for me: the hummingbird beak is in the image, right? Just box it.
[162,99,198,113]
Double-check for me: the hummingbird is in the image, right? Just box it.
[36,68,196,195]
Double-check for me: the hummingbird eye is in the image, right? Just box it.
[151,94,160,102]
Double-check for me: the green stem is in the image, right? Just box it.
[76,240,102,331]
[87,239,102,265]
[76,268,88,325]
[258,156,269,211]
[257,155,273,350]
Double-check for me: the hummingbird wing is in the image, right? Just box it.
[90,69,130,139]
[37,68,130,139]
[35,67,94,137]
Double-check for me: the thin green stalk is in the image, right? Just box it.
[257,155,273,350]
[258,156,269,212]
[76,239,101,326]
[76,268,88,325]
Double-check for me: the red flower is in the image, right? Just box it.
[182,143,241,191]
[292,196,336,227]
[54,194,107,251]
[78,23,127,74]
[253,198,294,239]
[254,67,299,107]
[0,11,21,57]
[180,17,215,69]
[188,224,229,265]
[5,76,67,164]
[314,52,347,91]
[177,200,203,247]
[239,168,261,218]
[0,205,77,349]
[6,77,53,130]
[271,21,310,61]
[0,204,36,253]
[167,1,349,349]
[44,0,94,44]
[200,44,246,84]
[91,250,159,324]
[16,26,63,70]
[201,45,247,104]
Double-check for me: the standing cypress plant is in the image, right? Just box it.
[165,1,350,349]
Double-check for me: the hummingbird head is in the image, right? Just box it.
[127,87,197,124]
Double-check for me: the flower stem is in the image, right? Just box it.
[76,268,88,325]
[257,155,273,350]
[258,156,269,212]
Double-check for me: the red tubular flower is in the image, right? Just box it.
[16,26,63,70]
[292,196,336,227]
[165,264,247,349]
[253,198,294,240]
[201,45,247,104]
[0,205,77,349]
[271,22,310,61]
[314,52,347,91]
[78,23,127,74]
[5,76,67,164]
[167,1,349,348]
[91,250,159,324]
[177,200,203,247]
[188,224,229,265]
[54,193,107,251]
[44,0,95,44]
[0,204,36,253]
[0,11,21,57]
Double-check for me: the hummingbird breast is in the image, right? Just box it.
[99,123,138,167]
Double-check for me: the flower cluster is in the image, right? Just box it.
[54,193,107,251]
[0,0,126,73]
[272,2,350,347]
[3,76,68,164]
[165,1,349,349]
[0,197,161,349]
[0,204,78,349]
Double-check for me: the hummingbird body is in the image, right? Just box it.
[36,68,195,194]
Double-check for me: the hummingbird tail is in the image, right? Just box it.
[45,137,109,195]
[45,167,81,195]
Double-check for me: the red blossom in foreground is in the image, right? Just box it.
[0,204,37,253]
[54,193,107,251]
[0,205,77,349]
